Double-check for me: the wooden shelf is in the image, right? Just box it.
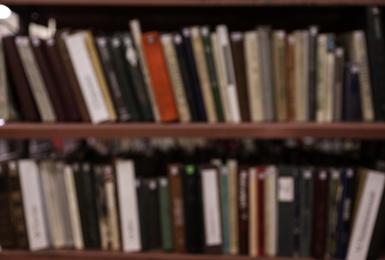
[3,0,385,6]
[1,250,315,260]
[0,122,384,139]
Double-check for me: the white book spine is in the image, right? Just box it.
[347,170,385,260]
[18,159,49,251]
[244,31,263,122]
[211,33,231,122]
[63,165,84,250]
[216,25,241,123]
[129,19,160,122]
[264,165,277,256]
[201,167,222,247]
[64,32,110,124]
[115,160,141,252]
[15,36,56,122]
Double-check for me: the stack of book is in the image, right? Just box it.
[0,156,384,260]
[1,6,385,124]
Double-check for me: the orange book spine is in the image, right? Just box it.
[142,31,179,122]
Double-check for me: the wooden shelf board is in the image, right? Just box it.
[0,122,384,139]
[4,0,385,5]
[1,250,315,260]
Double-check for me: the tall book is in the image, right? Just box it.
[15,36,57,122]
[18,159,50,251]
[200,165,222,253]
[299,168,314,257]
[273,30,287,122]
[191,26,217,123]
[324,34,336,123]
[216,25,241,123]
[333,48,345,122]
[129,19,160,122]
[257,26,275,121]
[257,166,265,256]
[286,34,295,121]
[308,26,318,121]
[366,6,385,121]
[158,177,173,251]
[3,35,40,121]
[227,159,239,255]
[167,164,186,253]
[211,32,231,122]
[237,166,249,255]
[0,163,16,248]
[64,31,112,124]
[160,33,191,123]
[244,31,264,122]
[248,167,258,256]
[0,36,11,122]
[230,32,250,122]
[264,165,278,256]
[115,160,141,252]
[142,31,179,122]
[346,169,385,260]
[343,63,362,121]
[201,26,225,122]
[316,34,328,122]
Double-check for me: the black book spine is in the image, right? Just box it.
[237,166,249,255]
[144,178,161,249]
[180,28,207,122]
[136,177,149,250]
[308,26,318,121]
[343,63,362,122]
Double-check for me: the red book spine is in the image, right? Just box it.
[257,166,265,256]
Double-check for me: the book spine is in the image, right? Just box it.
[308,26,318,121]
[264,166,277,256]
[142,31,179,123]
[324,34,336,123]
[248,167,258,256]
[158,177,173,251]
[316,34,328,122]
[144,178,161,250]
[0,163,16,248]
[333,48,345,122]
[237,166,249,255]
[301,31,310,121]
[64,32,110,124]
[216,25,241,123]
[299,168,314,257]
[219,164,230,254]
[257,167,265,256]
[201,26,225,122]
[129,19,160,122]
[160,33,191,123]
[191,26,217,123]
[0,39,9,121]
[227,159,239,255]
[244,31,264,122]
[115,160,141,252]
[286,34,295,122]
[15,36,56,122]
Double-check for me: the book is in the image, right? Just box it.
[316,34,328,122]
[142,31,179,123]
[160,33,191,123]
[115,160,141,252]
[343,63,362,121]
[216,161,230,254]
[286,34,295,121]
[201,26,225,122]
[0,36,11,122]
[167,164,186,253]
[308,26,318,121]
[144,178,162,250]
[324,34,336,123]
[158,177,173,251]
[248,167,258,256]
[256,166,265,256]
[0,163,16,248]
[237,166,249,255]
[200,165,222,253]
[244,31,263,122]
[129,19,160,122]
[135,178,148,250]
[334,48,345,122]
[299,168,314,257]
[273,30,287,122]
[230,32,250,122]
[64,31,111,124]
[18,159,49,251]
[257,26,275,121]
[346,169,385,260]
[15,36,57,122]
[264,165,278,257]
[227,159,238,255]
[3,35,39,121]
[191,26,217,123]
[216,25,241,123]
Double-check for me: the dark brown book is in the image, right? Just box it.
[54,29,90,122]
[167,164,186,253]
[30,37,67,122]
[2,35,40,122]
[230,32,250,122]
[286,35,295,122]
[6,161,28,249]
[237,166,249,255]
[0,163,16,248]
[312,169,329,258]
[42,38,82,121]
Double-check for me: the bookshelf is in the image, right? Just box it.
[1,1,385,260]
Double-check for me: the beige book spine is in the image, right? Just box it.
[273,30,287,122]
[105,166,121,250]
[84,31,117,122]
[211,32,231,122]
[248,167,258,256]
[301,31,310,121]
[63,165,84,250]
[0,39,9,120]
[316,34,328,122]
[352,31,374,122]
[244,31,264,122]
[15,36,56,122]
[264,165,277,256]
[293,31,304,122]
[227,159,238,255]
[325,48,335,123]
[190,26,217,123]
[160,33,191,122]
[129,19,160,122]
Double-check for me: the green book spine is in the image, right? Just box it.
[220,165,230,254]
[109,35,141,121]
[200,26,225,122]
[158,177,173,251]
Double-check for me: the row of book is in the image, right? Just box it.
[1,6,385,124]
[1,158,384,260]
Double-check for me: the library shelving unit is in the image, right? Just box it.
[2,0,385,260]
